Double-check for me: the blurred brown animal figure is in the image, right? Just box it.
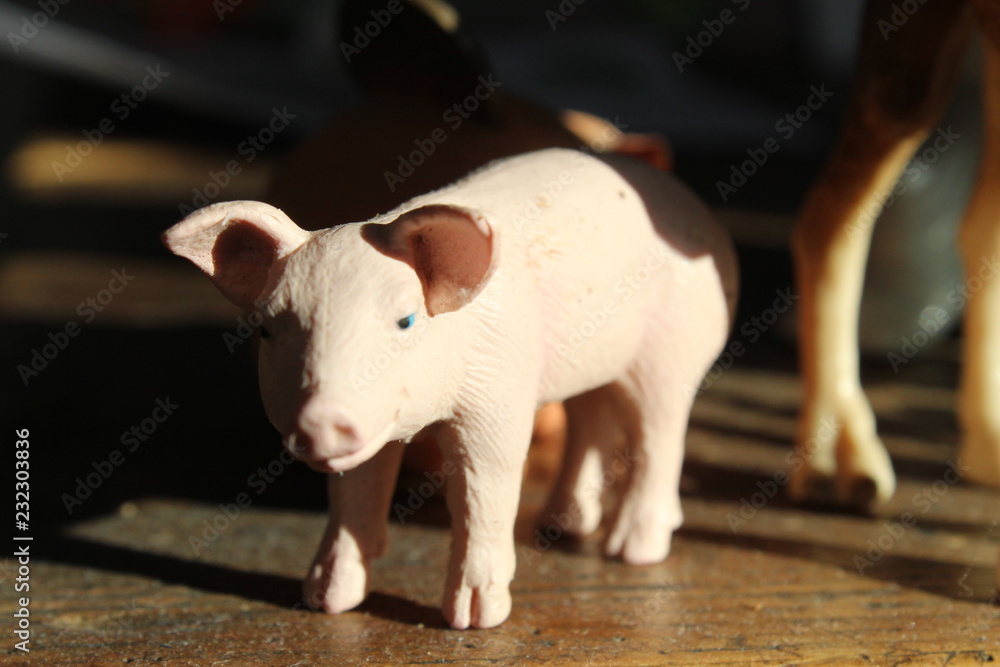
[790,0,1000,584]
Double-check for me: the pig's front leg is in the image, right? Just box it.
[440,409,534,629]
[303,441,405,614]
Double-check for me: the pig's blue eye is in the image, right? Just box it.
[397,313,416,330]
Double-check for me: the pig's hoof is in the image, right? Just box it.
[303,559,368,614]
[540,493,601,538]
[443,583,512,629]
[605,501,675,566]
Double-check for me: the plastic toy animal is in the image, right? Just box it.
[266,0,670,480]
[789,0,1000,584]
[163,148,738,628]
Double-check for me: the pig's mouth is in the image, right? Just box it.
[287,417,399,474]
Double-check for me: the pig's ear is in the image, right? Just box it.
[162,201,310,310]
[362,205,494,316]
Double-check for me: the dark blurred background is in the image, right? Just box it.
[0,0,981,530]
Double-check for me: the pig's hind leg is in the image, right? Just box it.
[303,441,405,614]
[540,385,627,538]
[604,309,712,565]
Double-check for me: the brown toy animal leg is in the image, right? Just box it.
[958,0,1000,487]
[791,0,974,509]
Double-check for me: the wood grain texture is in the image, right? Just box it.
[3,332,998,665]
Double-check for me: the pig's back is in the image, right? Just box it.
[395,148,735,400]
[433,148,730,275]
[442,149,731,399]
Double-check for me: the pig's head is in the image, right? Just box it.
[162,200,495,473]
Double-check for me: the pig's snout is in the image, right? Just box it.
[302,407,359,445]
[287,400,367,471]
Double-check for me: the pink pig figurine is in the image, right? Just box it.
[162,148,738,629]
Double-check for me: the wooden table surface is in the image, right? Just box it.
[4,304,998,665]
